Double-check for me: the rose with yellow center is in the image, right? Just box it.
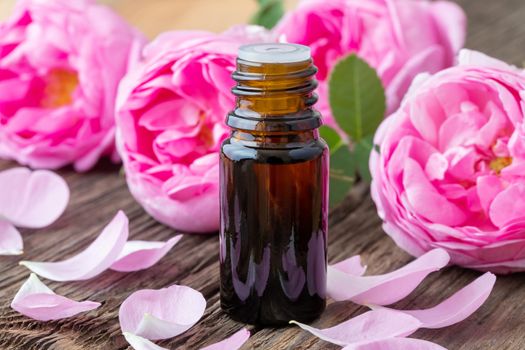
[371,50,525,274]
[0,0,144,171]
[41,69,79,109]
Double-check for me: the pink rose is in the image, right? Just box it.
[116,27,271,233]
[0,0,144,171]
[274,0,466,123]
[371,50,525,273]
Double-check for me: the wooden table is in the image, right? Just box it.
[1,1,525,349]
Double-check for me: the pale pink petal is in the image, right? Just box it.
[489,183,525,228]
[20,211,129,281]
[200,328,251,350]
[11,274,100,321]
[123,333,167,350]
[378,273,496,329]
[327,249,450,304]
[343,337,447,350]
[0,220,23,255]
[110,235,183,272]
[0,167,69,228]
[290,309,421,346]
[458,49,513,70]
[119,284,206,340]
[403,159,466,226]
[331,255,367,276]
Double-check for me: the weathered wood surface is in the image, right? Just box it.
[1,1,525,349]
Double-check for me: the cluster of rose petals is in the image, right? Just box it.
[11,208,249,348]
[0,167,69,255]
[274,0,466,123]
[0,0,145,171]
[292,249,496,349]
[20,211,182,281]
[116,26,271,233]
[371,49,525,273]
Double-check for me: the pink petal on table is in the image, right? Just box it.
[290,309,421,347]
[119,284,206,340]
[11,274,100,321]
[327,249,450,304]
[123,333,168,350]
[343,337,447,350]
[0,220,23,255]
[110,235,183,272]
[20,211,129,281]
[0,167,69,228]
[331,255,367,276]
[200,328,250,350]
[377,272,496,329]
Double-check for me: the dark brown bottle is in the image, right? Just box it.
[219,43,329,326]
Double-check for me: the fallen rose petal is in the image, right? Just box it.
[123,333,167,350]
[11,273,100,321]
[201,328,250,350]
[327,249,450,304]
[123,328,250,350]
[0,220,23,255]
[377,272,496,329]
[0,167,69,228]
[290,309,421,347]
[20,211,129,281]
[110,236,183,272]
[331,255,367,276]
[119,284,206,340]
[343,337,447,350]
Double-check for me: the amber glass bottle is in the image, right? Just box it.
[219,44,329,326]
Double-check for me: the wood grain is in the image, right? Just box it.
[1,0,525,349]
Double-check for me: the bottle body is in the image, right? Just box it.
[219,44,329,326]
[220,131,328,325]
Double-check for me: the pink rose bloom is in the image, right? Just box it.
[0,0,144,171]
[116,27,270,233]
[274,0,466,123]
[371,50,525,274]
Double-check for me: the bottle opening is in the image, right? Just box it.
[238,43,311,64]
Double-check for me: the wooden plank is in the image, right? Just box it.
[0,0,525,349]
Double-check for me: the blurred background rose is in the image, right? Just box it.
[371,50,525,274]
[275,0,466,127]
[0,0,144,171]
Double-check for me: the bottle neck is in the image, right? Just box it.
[227,58,322,134]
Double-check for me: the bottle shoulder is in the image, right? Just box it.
[221,137,328,164]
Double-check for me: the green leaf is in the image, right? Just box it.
[328,145,356,208]
[319,125,344,154]
[353,136,374,182]
[328,54,386,143]
[251,0,284,29]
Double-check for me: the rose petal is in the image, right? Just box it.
[343,338,447,350]
[11,274,100,321]
[110,235,183,272]
[119,284,206,340]
[0,167,69,229]
[200,328,251,350]
[290,309,421,347]
[0,220,23,255]
[327,249,450,304]
[331,255,367,276]
[123,333,167,350]
[123,328,250,350]
[20,211,129,281]
[377,272,496,329]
